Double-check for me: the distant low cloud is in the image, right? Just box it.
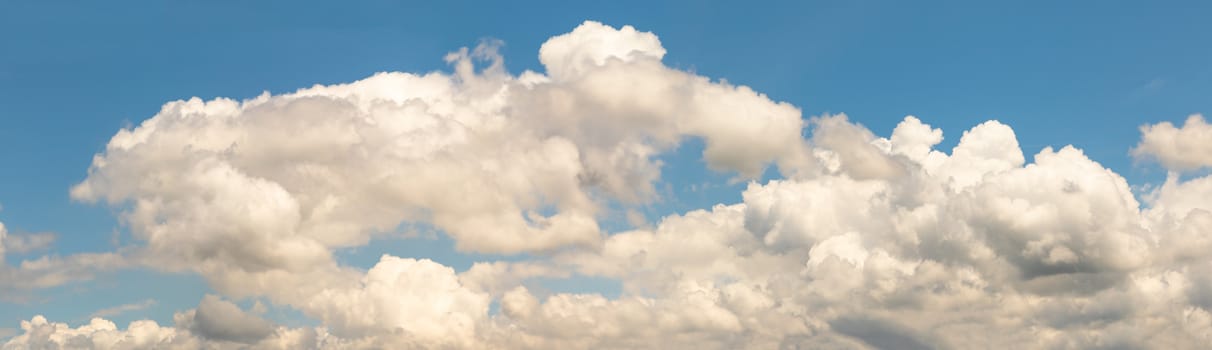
[4,20,1212,349]
[90,299,157,319]
[2,316,195,349]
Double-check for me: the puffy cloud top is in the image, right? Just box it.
[2,316,195,350]
[1133,114,1212,171]
[539,21,666,80]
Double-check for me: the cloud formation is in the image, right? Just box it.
[5,21,1212,349]
[0,231,55,256]
[1133,114,1212,171]
[0,221,127,300]
[179,295,274,344]
[0,222,6,263]
[91,299,157,319]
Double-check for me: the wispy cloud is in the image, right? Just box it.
[1,232,56,254]
[90,299,157,319]
[1129,77,1168,99]
[1142,77,1166,91]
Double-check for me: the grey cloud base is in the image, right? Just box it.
[5,21,1212,349]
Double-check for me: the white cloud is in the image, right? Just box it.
[0,231,55,256]
[809,114,905,180]
[538,21,666,80]
[5,20,1212,349]
[0,222,6,263]
[91,299,157,319]
[0,314,338,350]
[5,298,351,349]
[0,255,129,304]
[68,22,808,302]
[534,114,1208,348]
[1133,114,1212,171]
[1,316,197,350]
[0,220,129,299]
[302,255,489,346]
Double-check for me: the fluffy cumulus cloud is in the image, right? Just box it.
[2,316,196,350]
[1133,114,1212,171]
[2,302,335,350]
[5,21,1212,349]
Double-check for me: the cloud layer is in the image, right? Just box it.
[5,21,1212,349]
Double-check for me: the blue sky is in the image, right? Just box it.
[2,1,1212,346]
